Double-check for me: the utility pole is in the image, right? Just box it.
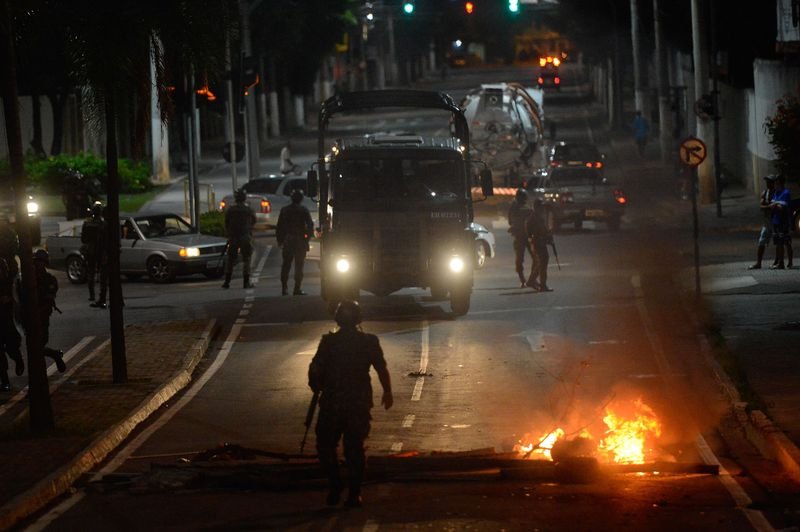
[225,31,238,192]
[630,0,645,114]
[240,0,261,179]
[653,0,673,162]
[691,0,715,204]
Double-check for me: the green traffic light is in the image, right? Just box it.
[509,0,519,12]
[403,2,414,14]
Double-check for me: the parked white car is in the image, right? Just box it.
[218,175,317,229]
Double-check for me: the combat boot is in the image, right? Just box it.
[243,275,255,289]
[293,283,306,296]
[221,274,231,289]
[281,283,289,296]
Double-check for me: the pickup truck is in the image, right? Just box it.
[45,213,228,283]
[526,166,626,231]
[218,175,317,229]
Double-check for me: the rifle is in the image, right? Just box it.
[299,390,320,454]
[550,241,561,270]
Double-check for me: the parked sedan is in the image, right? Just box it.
[547,141,606,178]
[46,213,228,284]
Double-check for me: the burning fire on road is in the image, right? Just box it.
[514,398,664,465]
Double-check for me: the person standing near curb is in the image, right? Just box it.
[308,300,393,508]
[769,174,793,269]
[81,202,108,308]
[748,175,777,270]
[222,188,256,289]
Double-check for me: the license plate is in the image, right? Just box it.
[206,258,223,269]
[584,209,606,217]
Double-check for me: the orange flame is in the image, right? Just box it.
[515,428,565,461]
[598,399,662,464]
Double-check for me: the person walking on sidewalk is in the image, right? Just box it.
[308,300,393,508]
[21,250,66,373]
[222,188,257,289]
[769,174,794,269]
[631,110,649,157]
[748,175,777,270]
[81,202,109,308]
[276,189,314,296]
[508,189,533,288]
[280,140,299,176]
[525,199,554,291]
[0,258,24,391]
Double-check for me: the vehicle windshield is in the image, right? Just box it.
[134,214,195,237]
[332,156,464,208]
[549,168,603,187]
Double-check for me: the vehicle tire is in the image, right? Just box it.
[65,255,87,284]
[146,255,174,283]
[475,241,488,269]
[430,285,448,300]
[607,216,621,232]
[450,288,471,316]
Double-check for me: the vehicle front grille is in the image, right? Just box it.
[377,227,421,276]
[200,245,227,255]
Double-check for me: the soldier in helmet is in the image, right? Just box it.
[81,201,108,308]
[0,258,24,391]
[276,189,314,296]
[308,300,393,508]
[222,188,257,289]
[21,250,66,373]
[525,198,554,292]
[507,188,533,288]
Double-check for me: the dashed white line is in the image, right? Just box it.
[390,442,403,452]
[402,414,415,428]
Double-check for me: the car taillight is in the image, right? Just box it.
[260,199,271,213]
[554,77,561,85]
[614,189,626,204]
[595,162,603,168]
[585,162,592,168]
[560,191,574,204]
[550,161,560,167]
[537,76,544,85]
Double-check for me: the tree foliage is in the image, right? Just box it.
[764,91,800,181]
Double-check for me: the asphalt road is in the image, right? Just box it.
[21,64,795,531]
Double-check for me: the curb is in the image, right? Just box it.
[681,287,800,484]
[0,319,219,530]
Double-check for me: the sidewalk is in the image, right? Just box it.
[609,135,800,483]
[0,319,218,530]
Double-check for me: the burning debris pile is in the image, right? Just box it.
[514,398,665,465]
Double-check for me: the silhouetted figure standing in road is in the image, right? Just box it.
[222,188,256,289]
[631,110,649,157]
[277,189,314,296]
[525,199,554,291]
[508,189,533,288]
[81,202,108,307]
[308,301,393,508]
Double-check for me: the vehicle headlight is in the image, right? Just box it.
[179,247,200,258]
[336,257,351,273]
[26,201,39,215]
[449,256,465,273]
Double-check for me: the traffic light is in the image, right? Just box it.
[509,0,519,12]
[402,0,414,14]
[465,1,474,14]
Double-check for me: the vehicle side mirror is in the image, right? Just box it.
[479,169,494,197]
[306,170,318,198]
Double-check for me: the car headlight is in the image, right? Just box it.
[179,247,200,258]
[26,201,39,215]
[449,256,465,273]
[336,257,351,273]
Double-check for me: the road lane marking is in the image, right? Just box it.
[410,321,429,402]
[402,414,415,428]
[242,303,252,309]
[0,336,96,417]
[391,442,403,452]
[632,274,774,532]
[28,325,244,529]
[238,309,250,316]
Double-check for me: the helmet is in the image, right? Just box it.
[334,300,362,328]
[515,189,528,201]
[33,249,49,265]
[234,188,247,203]
[91,201,103,217]
[290,189,304,204]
